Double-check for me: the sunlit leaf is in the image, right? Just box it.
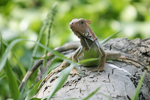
[78,58,99,64]
[42,58,62,78]
[0,72,6,80]
[132,71,146,100]
[0,39,25,71]
[25,80,42,100]
[101,30,121,45]
[1,37,26,76]
[5,61,20,100]
[83,86,101,100]
[98,92,113,100]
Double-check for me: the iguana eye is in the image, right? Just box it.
[80,20,85,25]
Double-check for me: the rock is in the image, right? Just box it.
[35,38,150,100]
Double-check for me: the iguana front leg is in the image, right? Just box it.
[90,40,107,72]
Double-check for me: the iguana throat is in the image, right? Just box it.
[80,35,95,51]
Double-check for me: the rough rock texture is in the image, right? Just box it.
[34,38,150,100]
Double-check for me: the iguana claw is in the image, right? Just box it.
[70,67,79,75]
[90,68,105,72]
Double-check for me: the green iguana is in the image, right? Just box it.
[19,18,144,91]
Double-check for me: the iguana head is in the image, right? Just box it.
[69,18,97,41]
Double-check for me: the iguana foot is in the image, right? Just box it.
[90,68,105,72]
[70,67,79,75]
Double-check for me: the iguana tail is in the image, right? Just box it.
[19,41,80,91]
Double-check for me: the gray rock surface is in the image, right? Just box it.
[35,38,150,100]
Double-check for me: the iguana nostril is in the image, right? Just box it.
[69,22,73,26]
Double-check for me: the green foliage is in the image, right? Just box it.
[46,65,73,100]
[25,80,42,100]
[43,3,58,68]
[4,61,20,100]
[132,71,146,100]
[42,58,61,78]
[100,30,121,45]
[0,0,149,99]
[19,3,58,95]
[83,86,102,100]
[0,32,20,100]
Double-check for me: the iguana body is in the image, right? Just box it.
[19,18,144,91]
[37,18,144,89]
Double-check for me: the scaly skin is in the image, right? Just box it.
[37,18,144,90]
[19,18,144,91]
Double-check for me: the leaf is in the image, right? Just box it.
[30,98,41,100]
[42,58,62,78]
[0,39,75,72]
[25,80,42,100]
[0,72,6,80]
[101,30,121,45]
[65,98,81,100]
[5,60,20,100]
[46,64,73,99]
[83,86,101,100]
[0,31,4,57]
[2,37,26,76]
[0,32,6,80]
[0,39,24,71]
[132,71,146,100]
[98,92,113,100]
[78,58,99,64]
[0,38,81,97]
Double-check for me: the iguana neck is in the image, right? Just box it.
[80,35,95,51]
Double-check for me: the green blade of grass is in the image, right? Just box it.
[101,30,121,45]
[0,39,81,72]
[98,92,113,100]
[30,98,41,100]
[0,32,6,80]
[132,71,146,100]
[43,3,57,68]
[13,52,27,76]
[78,58,99,64]
[0,39,25,71]
[46,64,73,99]
[0,31,4,58]
[65,98,81,100]
[83,86,101,100]
[5,60,20,100]
[42,58,62,78]
[1,34,26,76]
[0,73,6,80]
[0,39,82,92]
[20,3,58,94]
[25,80,42,100]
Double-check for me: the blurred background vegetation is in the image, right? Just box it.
[0,0,150,99]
